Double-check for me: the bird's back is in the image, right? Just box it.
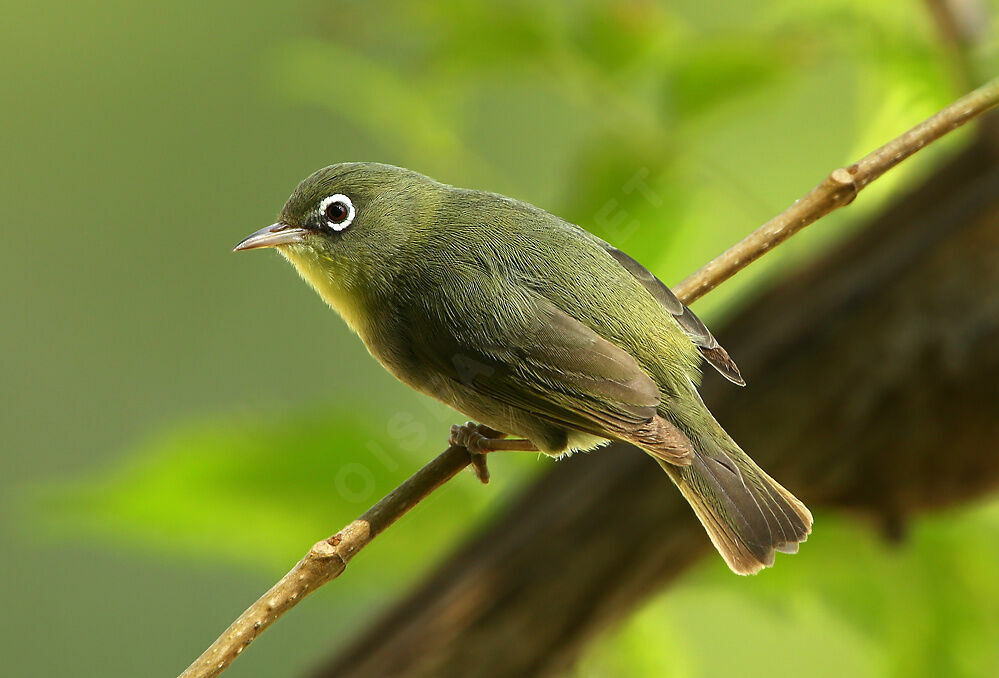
[426,186,702,401]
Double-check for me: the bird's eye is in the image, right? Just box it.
[319,194,355,232]
[325,201,348,222]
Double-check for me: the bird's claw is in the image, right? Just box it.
[449,421,504,484]
[449,421,497,453]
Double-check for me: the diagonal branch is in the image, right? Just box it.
[674,76,999,303]
[178,446,474,678]
[178,75,999,678]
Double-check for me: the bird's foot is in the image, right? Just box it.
[449,422,504,484]
[448,422,537,484]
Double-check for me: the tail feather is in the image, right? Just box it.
[657,441,812,575]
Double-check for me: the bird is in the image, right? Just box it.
[235,162,812,574]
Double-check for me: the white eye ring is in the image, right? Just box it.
[319,194,355,232]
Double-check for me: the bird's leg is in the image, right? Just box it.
[448,421,538,484]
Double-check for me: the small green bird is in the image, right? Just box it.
[236,163,811,574]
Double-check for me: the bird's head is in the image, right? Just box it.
[235,162,441,326]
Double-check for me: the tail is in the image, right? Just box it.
[657,435,812,575]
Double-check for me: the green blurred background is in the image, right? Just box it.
[3,1,998,676]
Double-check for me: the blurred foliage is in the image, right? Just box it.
[5,0,999,676]
[40,406,536,576]
[580,505,999,677]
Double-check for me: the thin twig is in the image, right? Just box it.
[178,76,999,678]
[673,76,999,304]
[178,446,473,678]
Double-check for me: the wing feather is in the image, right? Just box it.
[600,243,745,386]
[408,286,661,438]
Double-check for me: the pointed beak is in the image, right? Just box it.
[233,223,308,252]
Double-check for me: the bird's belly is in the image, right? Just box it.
[383,365,580,455]
[563,430,614,455]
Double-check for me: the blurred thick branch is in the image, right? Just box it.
[313,118,999,678]
[179,78,999,678]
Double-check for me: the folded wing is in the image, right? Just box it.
[408,285,663,440]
